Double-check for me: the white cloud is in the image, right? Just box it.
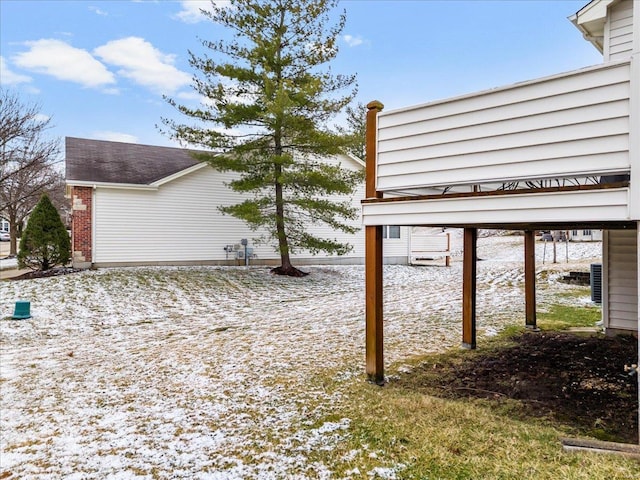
[102,87,120,95]
[176,90,202,101]
[12,39,116,89]
[173,1,229,23]
[94,37,191,94]
[91,131,138,144]
[0,56,32,85]
[88,5,108,16]
[34,113,50,123]
[343,35,364,47]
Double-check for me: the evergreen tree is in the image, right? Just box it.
[336,102,367,160]
[162,0,359,276]
[18,194,70,271]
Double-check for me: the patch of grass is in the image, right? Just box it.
[313,378,640,479]
[538,304,601,330]
[555,285,591,297]
[537,270,551,281]
[307,311,636,478]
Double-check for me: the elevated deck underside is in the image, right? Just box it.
[362,182,634,230]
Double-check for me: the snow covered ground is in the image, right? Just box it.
[0,236,601,478]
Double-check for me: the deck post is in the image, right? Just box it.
[366,226,384,383]
[365,100,384,384]
[524,230,538,329]
[462,227,477,349]
[445,232,451,267]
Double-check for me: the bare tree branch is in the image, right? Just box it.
[0,88,63,255]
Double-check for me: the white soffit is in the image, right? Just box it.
[569,0,616,52]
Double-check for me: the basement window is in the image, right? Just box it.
[383,225,401,239]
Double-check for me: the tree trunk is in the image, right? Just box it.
[271,164,308,277]
[271,107,307,277]
[8,210,18,256]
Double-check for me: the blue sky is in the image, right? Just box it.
[1,0,602,151]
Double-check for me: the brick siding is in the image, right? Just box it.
[71,186,92,265]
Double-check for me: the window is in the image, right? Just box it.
[383,225,401,239]
[583,229,592,236]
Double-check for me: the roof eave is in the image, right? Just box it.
[569,0,617,53]
[66,160,209,190]
[65,180,158,191]
[150,162,209,187]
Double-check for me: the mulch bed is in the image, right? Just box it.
[394,331,638,444]
[9,267,83,280]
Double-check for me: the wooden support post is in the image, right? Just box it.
[524,230,538,329]
[365,101,384,200]
[462,228,477,349]
[445,232,451,267]
[366,225,384,383]
[365,100,384,384]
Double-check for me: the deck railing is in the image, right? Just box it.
[375,61,632,195]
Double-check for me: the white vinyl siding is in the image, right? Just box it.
[606,0,634,61]
[603,229,638,331]
[569,229,603,241]
[92,156,408,265]
[382,226,411,260]
[94,168,264,264]
[362,187,629,227]
[375,61,631,193]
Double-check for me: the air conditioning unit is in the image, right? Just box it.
[590,263,602,304]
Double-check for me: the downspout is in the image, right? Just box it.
[91,185,96,266]
[637,223,640,445]
[631,0,640,445]
[70,186,75,267]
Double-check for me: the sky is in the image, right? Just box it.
[0,0,603,154]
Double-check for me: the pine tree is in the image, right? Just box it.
[336,102,367,160]
[18,194,70,271]
[162,0,359,276]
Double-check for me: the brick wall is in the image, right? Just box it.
[71,186,92,267]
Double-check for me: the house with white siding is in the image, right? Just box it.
[65,137,411,269]
[568,228,603,242]
[362,0,639,386]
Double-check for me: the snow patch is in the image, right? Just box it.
[0,238,602,477]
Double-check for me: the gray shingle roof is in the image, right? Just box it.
[65,137,203,185]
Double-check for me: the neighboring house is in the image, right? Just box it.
[568,229,603,242]
[362,0,638,383]
[0,218,8,232]
[65,137,410,269]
